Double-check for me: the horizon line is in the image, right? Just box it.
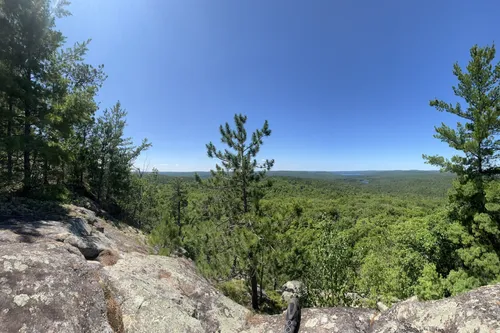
[145,169,442,173]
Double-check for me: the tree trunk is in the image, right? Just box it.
[43,157,48,185]
[259,253,265,304]
[243,183,248,213]
[23,112,31,192]
[23,70,31,193]
[97,164,104,202]
[177,199,182,237]
[61,162,65,184]
[7,100,13,181]
[249,250,259,310]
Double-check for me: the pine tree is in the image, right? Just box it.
[87,102,151,203]
[48,40,106,186]
[423,44,500,292]
[202,113,274,310]
[204,114,274,215]
[0,0,69,191]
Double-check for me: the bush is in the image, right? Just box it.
[260,290,287,314]
[28,184,71,202]
[445,269,481,296]
[414,263,445,300]
[148,219,180,255]
[218,280,250,306]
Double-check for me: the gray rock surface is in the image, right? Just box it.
[282,280,305,303]
[0,217,113,259]
[376,301,389,312]
[242,307,377,333]
[0,204,148,260]
[0,242,113,333]
[65,204,149,254]
[103,251,250,333]
[371,283,500,333]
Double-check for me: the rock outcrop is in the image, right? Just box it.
[1,201,499,333]
[0,204,148,260]
[0,203,147,333]
[0,242,113,333]
[243,284,500,333]
[281,280,305,303]
[103,251,250,333]
[371,283,500,333]
[243,307,377,333]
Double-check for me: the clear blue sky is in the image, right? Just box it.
[57,0,499,171]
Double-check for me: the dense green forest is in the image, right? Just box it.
[1,0,499,314]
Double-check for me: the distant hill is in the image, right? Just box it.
[153,170,454,198]
[156,170,446,180]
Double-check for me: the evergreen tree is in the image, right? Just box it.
[204,114,274,215]
[87,102,151,203]
[0,0,105,192]
[201,114,274,310]
[0,0,69,191]
[423,44,500,292]
[51,40,106,187]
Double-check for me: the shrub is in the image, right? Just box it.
[218,279,250,306]
[414,263,445,300]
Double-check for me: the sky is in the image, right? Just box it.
[57,0,500,171]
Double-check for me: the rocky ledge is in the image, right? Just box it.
[0,202,499,333]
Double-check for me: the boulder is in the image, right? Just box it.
[1,218,114,259]
[65,204,149,254]
[0,205,148,259]
[282,280,304,303]
[0,242,113,333]
[376,301,389,312]
[371,284,500,333]
[103,251,250,333]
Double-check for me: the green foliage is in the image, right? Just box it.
[0,0,149,214]
[424,44,500,293]
[86,102,151,204]
[218,280,251,306]
[149,219,179,256]
[198,114,274,310]
[415,264,445,300]
[304,212,354,307]
[146,171,455,311]
[28,184,71,202]
[261,290,288,314]
[0,196,70,222]
[445,269,481,296]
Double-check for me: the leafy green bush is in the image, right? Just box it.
[260,290,287,314]
[218,280,250,306]
[29,184,71,202]
[148,219,180,255]
[414,264,445,300]
[304,214,355,307]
